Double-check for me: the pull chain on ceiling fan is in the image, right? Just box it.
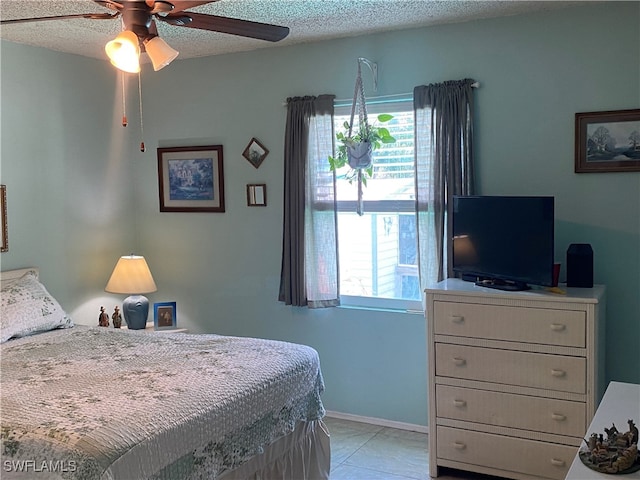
[1,0,290,72]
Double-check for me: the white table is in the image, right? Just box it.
[565,381,640,479]
[144,322,188,333]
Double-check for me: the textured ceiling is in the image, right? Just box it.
[0,0,587,63]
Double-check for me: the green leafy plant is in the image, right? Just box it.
[328,113,396,185]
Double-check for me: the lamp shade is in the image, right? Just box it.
[145,36,179,71]
[105,30,141,73]
[105,255,157,294]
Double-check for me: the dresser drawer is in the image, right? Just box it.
[433,301,586,347]
[437,426,575,480]
[435,344,586,393]
[436,385,586,436]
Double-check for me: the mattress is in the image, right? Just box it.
[0,326,326,479]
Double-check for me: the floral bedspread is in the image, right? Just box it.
[0,326,325,479]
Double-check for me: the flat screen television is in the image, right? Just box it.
[452,195,555,291]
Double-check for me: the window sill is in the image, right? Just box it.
[339,294,422,313]
[337,304,423,315]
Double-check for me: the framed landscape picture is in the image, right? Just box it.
[157,145,225,212]
[575,109,640,173]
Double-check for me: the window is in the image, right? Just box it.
[333,99,420,311]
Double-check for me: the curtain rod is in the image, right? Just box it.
[334,92,412,106]
[335,82,480,106]
[283,82,480,107]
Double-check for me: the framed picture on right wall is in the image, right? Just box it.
[575,109,640,173]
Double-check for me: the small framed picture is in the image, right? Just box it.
[247,184,267,206]
[157,145,225,212]
[154,302,177,330]
[242,138,269,169]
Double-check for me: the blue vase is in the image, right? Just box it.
[122,295,150,330]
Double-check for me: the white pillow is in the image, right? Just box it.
[1,271,73,343]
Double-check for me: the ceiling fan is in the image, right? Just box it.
[1,0,290,72]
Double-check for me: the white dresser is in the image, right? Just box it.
[425,279,606,480]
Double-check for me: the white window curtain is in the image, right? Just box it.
[279,95,339,308]
[414,79,476,294]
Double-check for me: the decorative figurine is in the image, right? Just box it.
[629,419,639,446]
[98,306,109,327]
[580,418,640,474]
[112,306,122,329]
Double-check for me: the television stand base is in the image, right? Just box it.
[475,278,531,291]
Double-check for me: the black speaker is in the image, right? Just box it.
[566,243,593,288]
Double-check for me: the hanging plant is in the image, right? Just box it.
[328,59,396,215]
[328,113,396,186]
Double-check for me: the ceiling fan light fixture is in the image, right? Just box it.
[144,36,179,71]
[105,30,141,73]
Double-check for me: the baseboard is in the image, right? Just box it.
[325,410,428,434]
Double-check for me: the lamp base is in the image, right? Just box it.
[122,295,150,330]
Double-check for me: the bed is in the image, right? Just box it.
[0,268,330,479]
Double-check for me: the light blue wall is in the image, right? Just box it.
[0,43,138,309]
[1,2,638,427]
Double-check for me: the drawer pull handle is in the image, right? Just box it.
[450,315,465,324]
[453,399,467,407]
[551,369,566,377]
[551,413,567,421]
[453,357,467,366]
[550,458,566,467]
[550,323,566,331]
[453,441,467,450]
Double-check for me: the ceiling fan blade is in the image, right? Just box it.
[0,12,117,25]
[163,12,289,42]
[149,18,159,36]
[170,1,219,14]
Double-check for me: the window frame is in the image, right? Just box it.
[333,98,422,312]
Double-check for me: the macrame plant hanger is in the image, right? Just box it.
[347,58,376,216]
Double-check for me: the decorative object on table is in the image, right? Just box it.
[112,306,122,329]
[1,184,7,253]
[105,255,157,330]
[242,138,269,169]
[153,302,177,330]
[98,306,109,327]
[328,57,395,215]
[579,419,640,474]
[157,145,225,212]
[575,109,640,173]
[247,184,267,206]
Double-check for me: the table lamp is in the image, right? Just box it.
[105,255,157,330]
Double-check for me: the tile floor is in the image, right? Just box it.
[325,416,502,480]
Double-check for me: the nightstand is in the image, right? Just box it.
[144,322,188,333]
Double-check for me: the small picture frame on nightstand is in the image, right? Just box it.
[154,302,177,330]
